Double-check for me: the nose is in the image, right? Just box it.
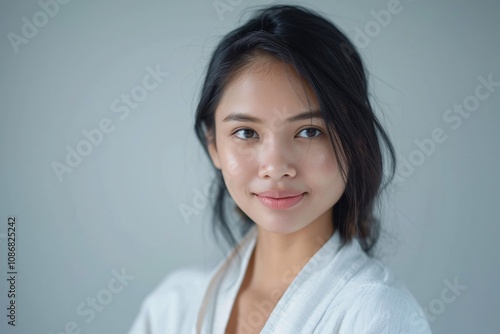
[258,138,297,181]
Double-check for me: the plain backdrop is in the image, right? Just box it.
[1,0,499,333]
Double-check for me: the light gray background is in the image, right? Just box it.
[1,0,499,333]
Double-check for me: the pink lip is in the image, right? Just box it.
[255,190,305,198]
[255,190,306,210]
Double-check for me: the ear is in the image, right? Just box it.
[206,132,221,170]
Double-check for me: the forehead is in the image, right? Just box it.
[215,61,319,120]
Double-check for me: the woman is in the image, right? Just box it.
[129,4,431,333]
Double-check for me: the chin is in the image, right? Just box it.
[254,218,308,235]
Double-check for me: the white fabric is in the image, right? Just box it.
[128,225,432,333]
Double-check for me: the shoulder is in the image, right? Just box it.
[127,264,217,334]
[334,250,431,333]
[143,263,215,310]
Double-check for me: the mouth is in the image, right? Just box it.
[254,192,306,210]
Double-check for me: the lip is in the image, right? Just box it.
[254,190,306,210]
[255,190,305,198]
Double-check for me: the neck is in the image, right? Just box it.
[248,215,334,293]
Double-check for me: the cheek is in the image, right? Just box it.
[306,144,338,171]
[217,146,257,197]
[305,145,344,187]
[219,149,255,207]
[218,144,258,177]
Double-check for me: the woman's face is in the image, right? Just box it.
[208,61,347,235]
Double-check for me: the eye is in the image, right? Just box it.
[233,128,258,140]
[297,127,322,138]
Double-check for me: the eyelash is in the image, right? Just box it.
[232,127,323,141]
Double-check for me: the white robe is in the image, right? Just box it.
[128,225,432,333]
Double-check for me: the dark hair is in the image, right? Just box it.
[194,4,396,256]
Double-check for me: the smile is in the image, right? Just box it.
[255,193,305,210]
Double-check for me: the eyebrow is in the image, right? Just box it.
[222,110,323,124]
